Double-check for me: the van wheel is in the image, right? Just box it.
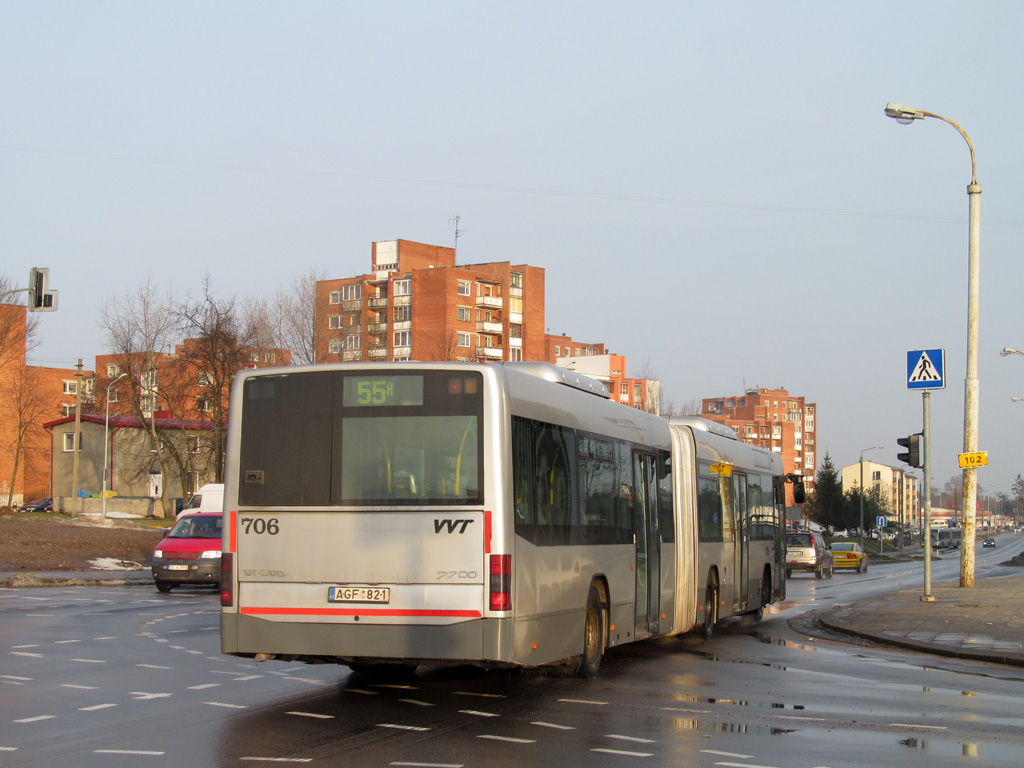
[752,575,770,622]
[579,587,604,678]
[155,580,173,593]
[815,563,823,579]
[700,573,718,640]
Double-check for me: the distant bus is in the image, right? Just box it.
[930,527,963,549]
[220,362,788,676]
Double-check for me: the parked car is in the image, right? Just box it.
[830,542,868,573]
[151,512,223,592]
[19,498,53,513]
[983,537,996,548]
[786,531,833,579]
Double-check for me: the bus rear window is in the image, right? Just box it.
[238,370,483,507]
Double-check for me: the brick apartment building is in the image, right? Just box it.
[316,239,545,364]
[0,303,97,505]
[700,387,818,508]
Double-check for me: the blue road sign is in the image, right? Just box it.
[877,516,887,528]
[907,348,945,390]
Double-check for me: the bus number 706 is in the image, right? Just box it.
[239,517,280,535]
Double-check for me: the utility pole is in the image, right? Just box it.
[71,359,83,515]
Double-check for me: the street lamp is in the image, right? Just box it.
[860,445,884,551]
[885,102,981,589]
[102,373,129,519]
[1001,348,1024,357]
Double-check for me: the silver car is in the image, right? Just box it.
[786,531,834,579]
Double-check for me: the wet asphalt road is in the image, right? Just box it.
[4,555,1024,767]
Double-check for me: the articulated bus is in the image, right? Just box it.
[220,362,788,676]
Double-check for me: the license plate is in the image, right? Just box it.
[167,564,189,571]
[328,586,391,604]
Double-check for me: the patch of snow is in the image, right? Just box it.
[89,558,145,571]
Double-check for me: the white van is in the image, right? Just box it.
[178,483,224,516]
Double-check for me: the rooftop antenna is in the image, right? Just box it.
[449,214,461,261]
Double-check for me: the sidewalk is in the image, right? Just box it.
[818,573,1024,667]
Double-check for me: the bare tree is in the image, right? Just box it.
[243,266,326,365]
[2,365,51,508]
[98,276,180,517]
[176,277,252,483]
[0,274,40,373]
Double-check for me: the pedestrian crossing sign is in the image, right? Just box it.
[907,348,945,390]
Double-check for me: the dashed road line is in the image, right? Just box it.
[205,701,248,709]
[558,698,608,706]
[532,721,575,730]
[477,735,535,744]
[94,749,165,756]
[287,711,335,719]
[13,715,56,723]
[607,734,656,743]
[459,710,499,717]
[399,699,434,707]
[79,704,118,711]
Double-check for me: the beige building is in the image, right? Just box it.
[841,460,921,533]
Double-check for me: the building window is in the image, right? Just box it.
[198,370,214,387]
[510,272,523,288]
[394,278,411,297]
[342,335,361,351]
[509,347,522,361]
[63,433,80,452]
[393,304,411,322]
[63,380,77,395]
[394,330,411,347]
[457,280,471,296]
[197,396,214,413]
[329,290,341,304]
[328,314,342,329]
[264,352,276,363]
[189,436,201,454]
[457,332,471,347]
[555,346,560,356]
[328,339,342,354]
[457,306,471,322]
[107,364,120,378]
[342,283,362,302]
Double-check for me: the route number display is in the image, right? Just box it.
[958,451,988,469]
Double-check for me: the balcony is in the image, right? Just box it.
[368,347,387,359]
[368,322,388,334]
[476,346,503,359]
[476,321,502,335]
[341,300,362,312]
[476,295,503,310]
[339,325,362,335]
[342,350,361,362]
[368,296,389,310]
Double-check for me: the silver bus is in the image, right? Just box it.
[220,362,787,676]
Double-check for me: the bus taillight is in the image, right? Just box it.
[489,554,511,611]
[220,552,234,607]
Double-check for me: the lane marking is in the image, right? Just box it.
[459,710,499,717]
[454,691,505,698]
[608,735,656,743]
[71,659,107,664]
[477,735,535,743]
[558,698,608,705]
[378,724,430,732]
[13,715,56,723]
[61,684,98,690]
[94,749,165,756]
[205,701,248,709]
[188,683,221,690]
[80,704,118,711]
[532,721,575,730]
[240,759,313,764]
[591,748,652,757]
[890,723,947,730]
[390,763,463,767]
[399,699,434,707]
[137,664,172,670]
[700,757,757,765]
[287,711,335,719]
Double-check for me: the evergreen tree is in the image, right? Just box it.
[803,453,845,531]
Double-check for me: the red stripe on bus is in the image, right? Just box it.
[240,607,482,618]
[484,510,492,554]
[228,510,237,553]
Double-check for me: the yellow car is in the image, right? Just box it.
[830,542,867,573]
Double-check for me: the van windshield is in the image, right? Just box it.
[169,515,222,539]
[182,494,203,511]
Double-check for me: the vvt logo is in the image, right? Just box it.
[434,518,475,534]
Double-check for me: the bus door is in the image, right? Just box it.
[732,473,749,612]
[633,451,660,638]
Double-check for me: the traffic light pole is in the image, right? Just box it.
[922,390,935,601]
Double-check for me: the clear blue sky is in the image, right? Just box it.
[3,1,1023,499]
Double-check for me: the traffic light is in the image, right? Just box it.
[27,267,58,312]
[896,432,923,468]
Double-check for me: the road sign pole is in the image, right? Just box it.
[922,390,935,601]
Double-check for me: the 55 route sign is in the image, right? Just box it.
[958,451,988,469]
[907,349,945,390]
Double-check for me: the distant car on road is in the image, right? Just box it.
[19,498,53,513]
[830,542,868,573]
[983,537,996,548]
[786,531,833,579]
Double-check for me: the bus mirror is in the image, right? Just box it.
[793,480,806,504]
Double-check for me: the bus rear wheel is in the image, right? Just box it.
[700,574,718,641]
[579,586,604,678]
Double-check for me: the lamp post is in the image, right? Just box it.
[885,102,981,588]
[102,373,128,519]
[1001,348,1024,358]
[860,445,883,552]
